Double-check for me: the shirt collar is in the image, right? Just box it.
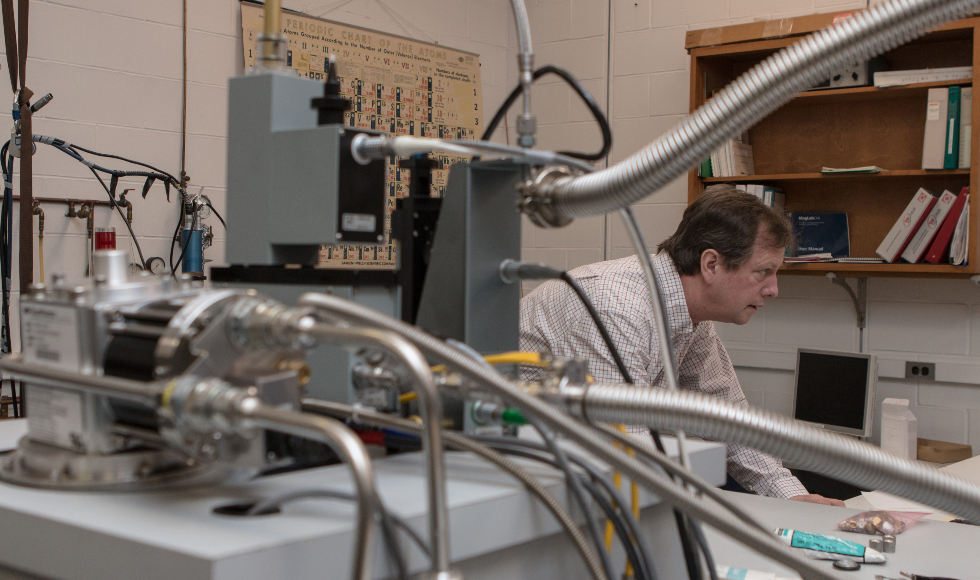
[651,252,696,336]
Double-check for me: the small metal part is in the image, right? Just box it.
[869,537,883,551]
[833,559,861,571]
[882,534,896,553]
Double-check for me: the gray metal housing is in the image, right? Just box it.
[226,73,385,266]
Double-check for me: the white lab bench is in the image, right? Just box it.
[0,429,726,580]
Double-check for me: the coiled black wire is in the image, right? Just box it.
[481,65,611,161]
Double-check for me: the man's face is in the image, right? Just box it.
[708,234,783,325]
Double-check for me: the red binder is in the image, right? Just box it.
[924,187,969,264]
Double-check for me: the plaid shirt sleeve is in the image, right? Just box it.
[679,324,808,499]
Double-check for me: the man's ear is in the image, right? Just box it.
[700,249,722,283]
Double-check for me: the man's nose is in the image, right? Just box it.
[763,276,778,298]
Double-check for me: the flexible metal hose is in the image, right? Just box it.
[295,292,848,580]
[300,398,609,580]
[578,383,980,524]
[542,0,980,221]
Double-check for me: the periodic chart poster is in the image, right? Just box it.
[240,1,483,269]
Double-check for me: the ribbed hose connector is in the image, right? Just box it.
[542,0,980,222]
[580,383,980,523]
[350,133,394,165]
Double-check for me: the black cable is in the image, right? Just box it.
[68,144,181,186]
[689,518,719,580]
[481,65,612,161]
[244,489,416,580]
[582,477,649,580]
[205,202,225,229]
[172,232,190,278]
[550,265,705,580]
[474,436,656,580]
[559,272,634,385]
[525,415,617,580]
[87,168,147,268]
[170,205,183,278]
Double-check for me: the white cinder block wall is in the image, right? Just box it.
[516,0,980,457]
[0,0,512,352]
[6,1,980,456]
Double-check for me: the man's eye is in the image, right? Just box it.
[758,269,769,277]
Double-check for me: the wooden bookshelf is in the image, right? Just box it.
[688,15,980,277]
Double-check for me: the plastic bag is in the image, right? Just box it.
[836,510,928,535]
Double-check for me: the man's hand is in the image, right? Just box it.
[788,494,845,507]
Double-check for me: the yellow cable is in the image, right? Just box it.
[482,351,544,366]
[399,391,418,404]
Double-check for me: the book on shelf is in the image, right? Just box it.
[821,166,884,173]
[960,87,972,170]
[876,188,938,263]
[925,187,969,264]
[790,213,850,258]
[710,134,753,177]
[873,66,972,88]
[950,196,970,266]
[735,184,784,210]
[835,257,885,263]
[922,87,949,170]
[944,86,962,169]
[699,158,713,178]
[901,189,958,263]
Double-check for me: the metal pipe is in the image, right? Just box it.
[293,301,453,576]
[509,0,535,147]
[531,0,980,223]
[234,399,377,580]
[288,292,848,580]
[619,207,693,470]
[263,0,281,54]
[0,354,161,406]
[301,398,608,580]
[574,382,980,524]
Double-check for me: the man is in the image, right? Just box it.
[520,185,843,506]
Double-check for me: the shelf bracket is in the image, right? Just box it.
[826,273,867,329]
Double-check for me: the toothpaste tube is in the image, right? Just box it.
[774,528,886,563]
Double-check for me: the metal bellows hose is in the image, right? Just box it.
[578,383,980,523]
[541,0,980,222]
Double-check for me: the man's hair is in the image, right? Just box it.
[657,184,795,276]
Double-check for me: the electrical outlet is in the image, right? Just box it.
[905,361,936,380]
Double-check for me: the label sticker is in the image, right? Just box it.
[927,101,941,120]
[28,387,86,451]
[342,213,377,233]
[21,304,81,371]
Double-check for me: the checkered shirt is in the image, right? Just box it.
[519,252,808,499]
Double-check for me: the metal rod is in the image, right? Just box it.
[0,354,161,405]
[235,400,377,580]
[13,195,114,207]
[292,308,452,576]
[618,207,693,470]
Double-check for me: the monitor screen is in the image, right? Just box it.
[793,349,876,437]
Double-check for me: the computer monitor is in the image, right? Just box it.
[792,348,877,438]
